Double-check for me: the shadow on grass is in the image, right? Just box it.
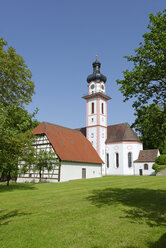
[148,233,166,248]
[0,209,32,226]
[126,233,166,248]
[0,183,37,192]
[87,188,166,227]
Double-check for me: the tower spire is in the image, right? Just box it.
[87,57,107,83]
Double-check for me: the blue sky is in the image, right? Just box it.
[0,0,165,128]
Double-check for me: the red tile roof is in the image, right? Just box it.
[134,149,159,162]
[106,123,141,143]
[33,122,103,164]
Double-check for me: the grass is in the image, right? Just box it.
[0,176,166,248]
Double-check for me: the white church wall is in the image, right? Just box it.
[105,142,143,175]
[60,161,102,182]
[122,142,143,175]
[134,162,155,176]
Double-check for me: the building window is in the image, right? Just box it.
[115,153,119,168]
[128,152,132,168]
[91,102,94,114]
[144,164,148,170]
[106,153,109,168]
[91,133,94,138]
[101,103,104,114]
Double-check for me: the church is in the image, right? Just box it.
[17,58,159,183]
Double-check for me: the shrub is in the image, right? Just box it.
[155,154,166,165]
[153,155,166,173]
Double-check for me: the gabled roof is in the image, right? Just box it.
[106,123,140,144]
[33,122,103,164]
[134,149,159,163]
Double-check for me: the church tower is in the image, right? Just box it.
[83,57,111,166]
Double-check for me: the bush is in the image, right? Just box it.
[152,163,166,173]
[155,154,166,165]
[153,155,166,173]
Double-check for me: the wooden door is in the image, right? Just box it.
[82,168,86,179]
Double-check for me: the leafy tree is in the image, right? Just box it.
[33,150,58,183]
[152,154,166,173]
[117,10,166,110]
[132,104,166,153]
[0,38,35,106]
[0,38,38,186]
[0,104,38,186]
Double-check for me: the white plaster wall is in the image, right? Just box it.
[60,161,102,182]
[105,142,143,175]
[99,127,107,165]
[122,143,143,175]
[99,115,106,126]
[134,162,155,176]
[17,178,58,183]
[87,127,97,150]
[88,115,97,126]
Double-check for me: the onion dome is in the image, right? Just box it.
[87,58,107,83]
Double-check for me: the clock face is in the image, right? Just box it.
[91,84,95,89]
[101,84,104,90]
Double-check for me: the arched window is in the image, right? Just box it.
[128,152,132,168]
[91,102,94,114]
[144,164,148,170]
[106,153,109,168]
[115,153,119,168]
[101,103,104,114]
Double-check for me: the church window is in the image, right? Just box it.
[128,152,132,168]
[92,102,94,114]
[101,103,104,114]
[91,118,94,122]
[91,133,94,138]
[144,164,148,170]
[115,153,119,168]
[106,153,109,168]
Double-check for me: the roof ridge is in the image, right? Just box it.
[107,122,129,128]
[40,121,81,133]
[141,149,159,152]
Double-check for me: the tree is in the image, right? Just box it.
[33,150,58,183]
[117,10,166,110]
[152,154,166,173]
[0,104,38,186]
[131,104,166,153]
[0,38,35,106]
[0,38,38,186]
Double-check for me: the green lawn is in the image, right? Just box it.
[0,176,166,248]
